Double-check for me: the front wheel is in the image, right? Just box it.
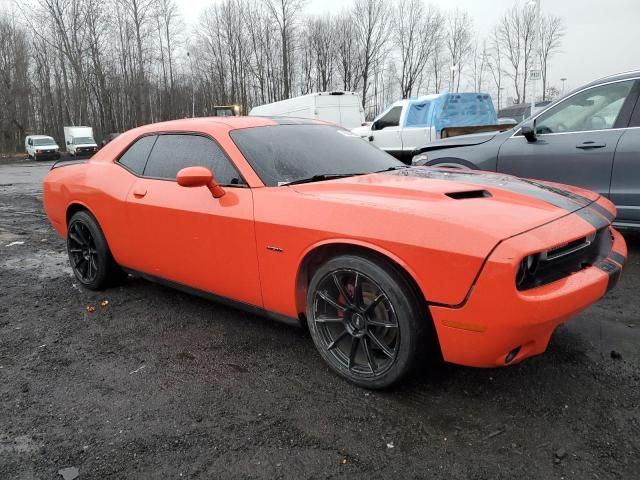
[67,211,125,290]
[306,255,428,389]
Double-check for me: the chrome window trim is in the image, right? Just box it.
[510,76,640,139]
[507,125,640,139]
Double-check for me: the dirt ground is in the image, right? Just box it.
[1,159,639,479]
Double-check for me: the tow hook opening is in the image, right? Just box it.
[505,346,522,364]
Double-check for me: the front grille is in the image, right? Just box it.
[518,228,612,290]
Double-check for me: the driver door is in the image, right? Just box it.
[497,79,637,198]
[123,133,263,307]
[369,105,403,158]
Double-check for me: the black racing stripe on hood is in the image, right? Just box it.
[392,168,588,212]
[588,201,616,222]
[574,206,610,231]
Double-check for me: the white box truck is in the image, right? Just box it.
[249,91,366,129]
[64,126,98,156]
[24,135,61,161]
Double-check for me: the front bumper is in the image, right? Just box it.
[430,217,627,368]
[75,147,97,155]
[34,150,61,159]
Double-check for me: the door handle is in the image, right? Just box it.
[576,142,606,149]
[133,187,147,198]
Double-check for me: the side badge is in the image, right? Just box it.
[266,246,284,253]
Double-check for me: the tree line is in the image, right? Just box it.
[0,0,564,152]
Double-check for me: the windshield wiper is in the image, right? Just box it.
[372,165,411,173]
[281,173,364,186]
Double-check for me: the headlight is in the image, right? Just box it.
[516,253,540,289]
[412,153,428,165]
[36,149,41,153]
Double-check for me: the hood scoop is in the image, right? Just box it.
[445,189,492,200]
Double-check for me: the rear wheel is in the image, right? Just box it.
[306,254,427,389]
[67,211,125,290]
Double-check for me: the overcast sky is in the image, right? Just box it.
[176,0,640,96]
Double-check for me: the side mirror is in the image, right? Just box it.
[520,121,537,142]
[66,140,70,145]
[176,166,225,198]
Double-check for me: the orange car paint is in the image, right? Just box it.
[42,117,627,368]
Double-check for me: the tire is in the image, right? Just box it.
[67,210,125,290]
[306,254,428,389]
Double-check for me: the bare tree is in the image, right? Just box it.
[470,39,490,93]
[265,0,307,99]
[0,0,567,153]
[487,27,505,109]
[351,0,389,110]
[446,8,472,92]
[307,15,336,92]
[497,4,535,104]
[334,14,360,92]
[0,11,31,151]
[155,0,182,118]
[539,14,565,100]
[393,0,439,99]
[428,9,447,94]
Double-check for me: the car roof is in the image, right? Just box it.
[133,116,328,132]
[586,70,640,88]
[28,135,55,139]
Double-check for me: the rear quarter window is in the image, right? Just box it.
[117,135,157,175]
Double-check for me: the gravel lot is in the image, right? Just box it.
[1,158,639,479]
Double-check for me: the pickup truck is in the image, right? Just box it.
[352,92,505,163]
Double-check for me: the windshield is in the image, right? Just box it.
[33,138,56,146]
[230,124,403,187]
[73,137,95,145]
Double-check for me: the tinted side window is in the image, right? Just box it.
[374,106,402,130]
[535,80,634,134]
[143,134,242,185]
[118,135,157,175]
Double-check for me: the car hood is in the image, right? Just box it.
[417,131,502,152]
[290,167,600,241]
[351,125,371,137]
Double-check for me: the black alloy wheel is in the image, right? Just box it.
[307,255,428,389]
[67,210,125,290]
[68,220,99,284]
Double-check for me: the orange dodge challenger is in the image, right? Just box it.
[43,117,627,389]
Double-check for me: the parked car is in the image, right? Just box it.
[64,126,98,156]
[42,117,626,388]
[352,92,506,163]
[413,71,640,229]
[250,91,365,129]
[24,135,61,161]
[498,101,552,123]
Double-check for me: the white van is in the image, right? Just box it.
[249,92,366,129]
[25,135,61,161]
[64,126,98,156]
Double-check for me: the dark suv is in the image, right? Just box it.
[413,71,640,229]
